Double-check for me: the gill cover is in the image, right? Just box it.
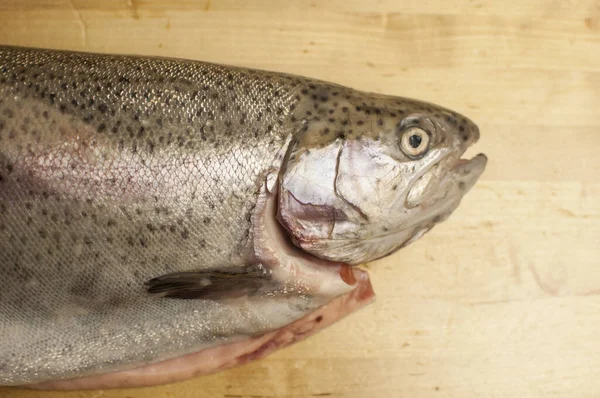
[277,92,486,265]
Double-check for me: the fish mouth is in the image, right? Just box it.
[450,120,487,186]
[424,150,487,211]
[447,153,488,192]
[405,150,487,210]
[452,153,487,171]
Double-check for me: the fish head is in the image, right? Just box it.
[277,92,487,265]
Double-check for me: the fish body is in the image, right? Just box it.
[0,46,486,388]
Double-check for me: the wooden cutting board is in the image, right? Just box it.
[1,1,599,397]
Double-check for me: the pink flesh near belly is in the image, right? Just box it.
[26,269,374,390]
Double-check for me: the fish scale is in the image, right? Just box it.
[0,45,486,387]
[0,46,305,385]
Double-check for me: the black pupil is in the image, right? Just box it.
[409,134,422,149]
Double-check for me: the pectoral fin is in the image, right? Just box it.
[145,264,272,300]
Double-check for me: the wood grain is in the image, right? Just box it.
[1,0,599,397]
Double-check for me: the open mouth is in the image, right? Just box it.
[449,153,488,186]
[405,151,487,221]
[452,153,487,171]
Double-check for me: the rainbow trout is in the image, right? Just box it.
[0,46,487,389]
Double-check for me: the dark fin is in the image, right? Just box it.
[145,264,272,300]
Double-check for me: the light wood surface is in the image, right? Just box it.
[1,1,599,397]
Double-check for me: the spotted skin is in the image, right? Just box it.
[0,46,483,386]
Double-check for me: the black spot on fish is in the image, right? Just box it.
[181,228,189,240]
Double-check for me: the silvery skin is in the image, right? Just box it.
[0,46,486,387]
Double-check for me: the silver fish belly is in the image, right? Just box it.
[0,46,486,388]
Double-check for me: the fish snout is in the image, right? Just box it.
[458,119,481,147]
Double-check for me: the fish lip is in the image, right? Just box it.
[451,153,488,170]
[443,118,486,181]
[448,153,488,182]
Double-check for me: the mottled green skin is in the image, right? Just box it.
[0,46,480,385]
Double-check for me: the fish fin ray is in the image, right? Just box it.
[145,264,272,299]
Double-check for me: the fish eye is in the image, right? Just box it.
[400,127,430,158]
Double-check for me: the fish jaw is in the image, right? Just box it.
[445,153,488,194]
[25,271,373,390]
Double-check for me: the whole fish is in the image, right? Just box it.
[0,46,487,389]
